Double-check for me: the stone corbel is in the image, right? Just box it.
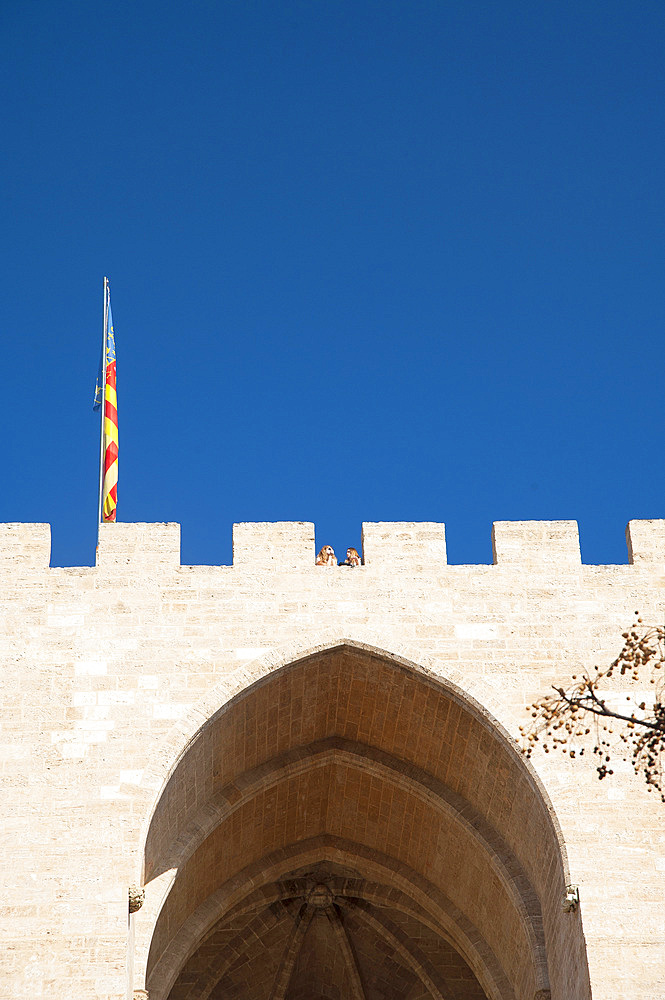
[129,886,145,914]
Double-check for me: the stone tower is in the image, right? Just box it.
[1,518,664,1000]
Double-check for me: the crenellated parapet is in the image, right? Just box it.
[96,522,181,570]
[232,521,315,569]
[361,522,447,569]
[1,518,664,571]
[625,519,665,564]
[491,520,581,567]
[0,522,51,568]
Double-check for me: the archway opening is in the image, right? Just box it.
[144,644,589,1000]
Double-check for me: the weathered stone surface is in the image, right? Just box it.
[626,518,665,563]
[0,519,663,1000]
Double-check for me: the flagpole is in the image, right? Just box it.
[96,277,109,550]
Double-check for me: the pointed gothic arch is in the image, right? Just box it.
[139,641,590,1000]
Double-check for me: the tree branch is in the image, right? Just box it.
[554,686,659,731]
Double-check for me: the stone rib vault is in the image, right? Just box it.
[1,519,664,1000]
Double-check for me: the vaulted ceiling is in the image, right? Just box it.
[167,862,488,1000]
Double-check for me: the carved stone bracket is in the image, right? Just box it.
[129,886,145,914]
[562,885,580,913]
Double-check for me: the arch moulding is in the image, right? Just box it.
[131,636,586,1000]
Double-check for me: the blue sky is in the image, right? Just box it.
[2,1,664,567]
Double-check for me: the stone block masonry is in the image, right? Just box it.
[0,519,664,1000]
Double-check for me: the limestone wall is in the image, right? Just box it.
[1,520,664,1000]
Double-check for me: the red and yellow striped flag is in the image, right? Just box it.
[93,283,118,522]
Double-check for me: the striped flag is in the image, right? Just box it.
[93,282,118,522]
